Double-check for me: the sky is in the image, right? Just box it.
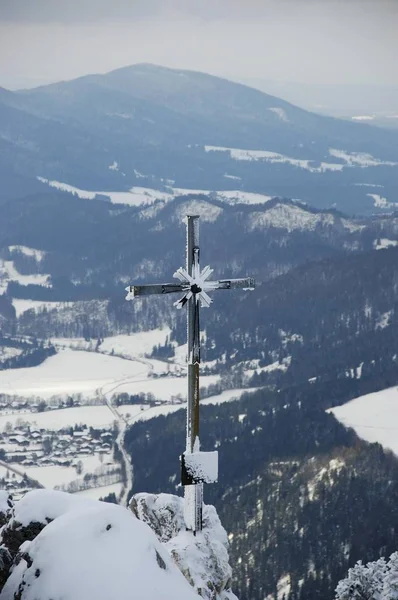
[0,0,397,90]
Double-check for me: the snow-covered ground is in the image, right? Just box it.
[247,203,335,232]
[268,107,289,122]
[103,373,220,401]
[329,148,397,167]
[367,193,396,209]
[374,239,398,250]
[74,482,123,500]
[37,177,275,208]
[124,388,257,423]
[206,145,397,172]
[0,259,50,292]
[0,349,146,399]
[37,178,173,207]
[329,386,398,456]
[8,246,46,261]
[99,329,171,358]
[0,336,220,401]
[1,490,198,600]
[351,115,375,122]
[12,299,73,317]
[0,405,120,431]
[16,455,114,489]
[205,145,346,173]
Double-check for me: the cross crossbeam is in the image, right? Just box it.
[126,215,255,533]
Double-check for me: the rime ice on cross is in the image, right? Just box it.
[126,215,255,533]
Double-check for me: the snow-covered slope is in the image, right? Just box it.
[131,492,238,600]
[0,490,198,600]
[329,386,398,456]
[0,489,238,600]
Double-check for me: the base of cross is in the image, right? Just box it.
[181,450,218,532]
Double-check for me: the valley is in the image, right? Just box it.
[1,62,398,600]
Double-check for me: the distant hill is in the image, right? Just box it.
[1,63,398,214]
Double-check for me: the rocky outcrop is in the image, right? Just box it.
[131,492,238,600]
[0,490,198,600]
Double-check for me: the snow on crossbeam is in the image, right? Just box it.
[181,451,218,485]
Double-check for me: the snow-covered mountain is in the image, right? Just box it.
[0,489,237,600]
[1,64,398,214]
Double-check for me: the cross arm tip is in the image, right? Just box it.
[125,285,136,301]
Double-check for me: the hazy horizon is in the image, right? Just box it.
[0,0,397,92]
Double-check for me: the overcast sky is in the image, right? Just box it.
[0,0,397,90]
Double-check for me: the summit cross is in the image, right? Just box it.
[126,215,255,532]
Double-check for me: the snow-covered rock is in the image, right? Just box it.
[131,492,238,600]
[0,490,199,600]
[0,493,13,528]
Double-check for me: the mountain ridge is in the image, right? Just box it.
[1,63,398,215]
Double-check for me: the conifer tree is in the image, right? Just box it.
[335,559,386,600]
[382,552,398,600]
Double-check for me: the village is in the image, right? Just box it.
[0,399,123,499]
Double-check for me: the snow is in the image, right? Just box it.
[249,358,291,376]
[38,177,275,210]
[0,349,146,399]
[183,451,218,484]
[106,373,220,402]
[204,145,346,173]
[374,239,398,250]
[2,491,198,600]
[131,492,237,600]
[124,388,257,424]
[175,199,223,222]
[11,488,98,526]
[0,346,23,360]
[0,259,50,288]
[12,299,73,317]
[355,183,384,188]
[248,203,335,232]
[205,145,397,173]
[0,406,118,431]
[8,246,45,261]
[216,190,273,205]
[37,178,173,207]
[329,386,398,456]
[329,148,397,167]
[99,329,171,358]
[268,107,290,122]
[224,174,241,181]
[351,115,376,121]
[74,482,123,500]
[368,193,396,209]
[376,310,393,329]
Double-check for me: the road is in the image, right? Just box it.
[98,354,156,507]
[0,459,45,489]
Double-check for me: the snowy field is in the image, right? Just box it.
[0,259,50,292]
[206,145,397,172]
[99,329,171,358]
[329,386,398,456]
[74,482,123,500]
[16,455,113,489]
[124,388,258,423]
[0,349,146,399]
[8,245,46,261]
[12,299,74,317]
[0,337,218,402]
[205,145,345,172]
[0,405,120,431]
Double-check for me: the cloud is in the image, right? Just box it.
[1,0,397,24]
[0,0,396,90]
